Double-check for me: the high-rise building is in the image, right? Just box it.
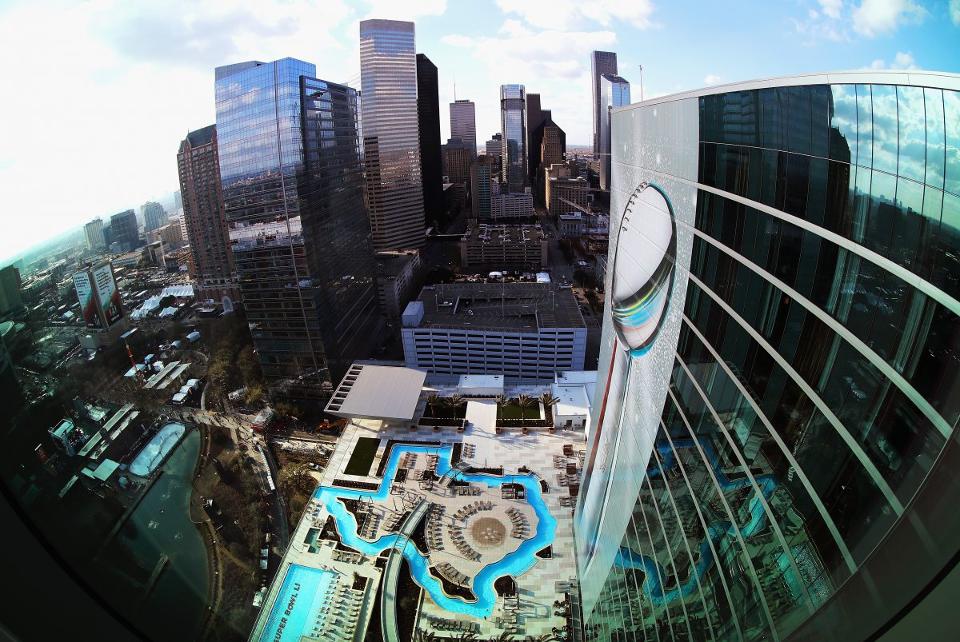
[598,73,631,191]
[470,155,498,220]
[590,50,618,156]
[360,19,425,251]
[450,99,477,158]
[83,218,105,251]
[547,174,590,216]
[141,201,167,233]
[535,118,567,205]
[416,53,444,227]
[442,137,471,212]
[577,71,960,641]
[500,84,527,193]
[485,133,503,175]
[0,265,23,315]
[216,58,383,400]
[176,124,239,303]
[108,209,139,251]
[174,190,182,210]
[526,93,544,184]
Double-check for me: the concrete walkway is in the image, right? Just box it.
[381,498,430,642]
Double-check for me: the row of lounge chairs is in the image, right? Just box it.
[426,506,446,551]
[359,511,381,539]
[401,453,419,469]
[454,485,482,496]
[309,579,362,640]
[506,507,531,539]
[429,615,479,633]
[454,500,493,521]
[435,561,470,586]
[462,443,476,458]
[449,525,482,561]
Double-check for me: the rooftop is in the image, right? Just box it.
[462,224,544,245]
[325,363,427,421]
[407,282,585,332]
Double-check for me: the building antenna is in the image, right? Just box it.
[453,75,457,101]
[638,64,645,102]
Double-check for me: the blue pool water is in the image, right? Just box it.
[260,564,335,642]
[313,443,557,618]
[615,438,778,606]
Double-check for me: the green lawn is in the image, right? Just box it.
[497,403,540,420]
[344,437,380,476]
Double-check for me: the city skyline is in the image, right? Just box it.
[2,0,959,264]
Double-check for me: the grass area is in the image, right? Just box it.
[497,402,541,420]
[344,436,380,476]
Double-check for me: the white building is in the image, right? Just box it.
[492,191,534,219]
[401,282,587,382]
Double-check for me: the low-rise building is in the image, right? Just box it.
[401,282,587,381]
[491,191,534,220]
[460,224,547,271]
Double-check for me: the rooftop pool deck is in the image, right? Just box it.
[259,564,336,642]
[313,443,557,618]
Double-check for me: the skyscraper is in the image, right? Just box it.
[486,133,503,175]
[176,124,239,303]
[450,99,477,158]
[109,209,138,251]
[0,265,23,315]
[416,53,444,227]
[500,84,527,193]
[141,201,167,233]
[598,73,631,191]
[83,218,105,251]
[443,137,471,212]
[360,19,425,251]
[215,58,383,400]
[526,93,544,184]
[577,71,960,641]
[470,155,497,220]
[590,50,618,157]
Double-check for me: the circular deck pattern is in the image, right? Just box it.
[470,516,507,548]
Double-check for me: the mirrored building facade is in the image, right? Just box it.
[576,71,960,641]
[215,59,382,400]
[500,84,528,193]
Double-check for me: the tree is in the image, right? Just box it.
[278,462,315,495]
[539,392,560,408]
[516,394,537,420]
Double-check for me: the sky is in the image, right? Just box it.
[0,0,958,263]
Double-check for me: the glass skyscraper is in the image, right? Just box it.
[500,83,528,193]
[599,73,631,191]
[215,59,382,400]
[359,19,425,251]
[576,71,960,641]
[591,50,618,157]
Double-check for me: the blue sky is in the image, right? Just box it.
[0,0,958,263]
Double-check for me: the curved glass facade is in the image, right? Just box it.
[577,73,960,641]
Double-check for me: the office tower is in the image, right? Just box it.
[109,209,138,251]
[416,54,444,227]
[598,73,631,191]
[590,50,618,156]
[176,124,239,303]
[0,265,23,315]
[534,117,567,205]
[547,174,590,216]
[576,72,960,641]
[174,190,182,210]
[470,155,497,219]
[141,201,167,233]
[442,137,471,212]
[486,133,503,175]
[526,93,544,184]
[83,218,105,251]
[359,19,425,251]
[450,99,477,158]
[500,84,528,193]
[72,262,123,329]
[215,58,383,399]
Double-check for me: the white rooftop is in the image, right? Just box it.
[458,374,504,394]
[325,363,426,422]
[552,382,591,417]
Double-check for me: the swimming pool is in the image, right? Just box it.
[260,564,336,642]
[313,443,557,618]
[129,422,186,477]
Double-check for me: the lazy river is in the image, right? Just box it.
[313,443,556,618]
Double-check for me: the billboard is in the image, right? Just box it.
[72,270,101,328]
[93,263,123,326]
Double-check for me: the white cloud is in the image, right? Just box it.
[703,74,723,86]
[869,50,919,69]
[852,0,926,36]
[495,0,655,31]
[362,0,447,21]
[950,0,960,25]
[819,0,844,19]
